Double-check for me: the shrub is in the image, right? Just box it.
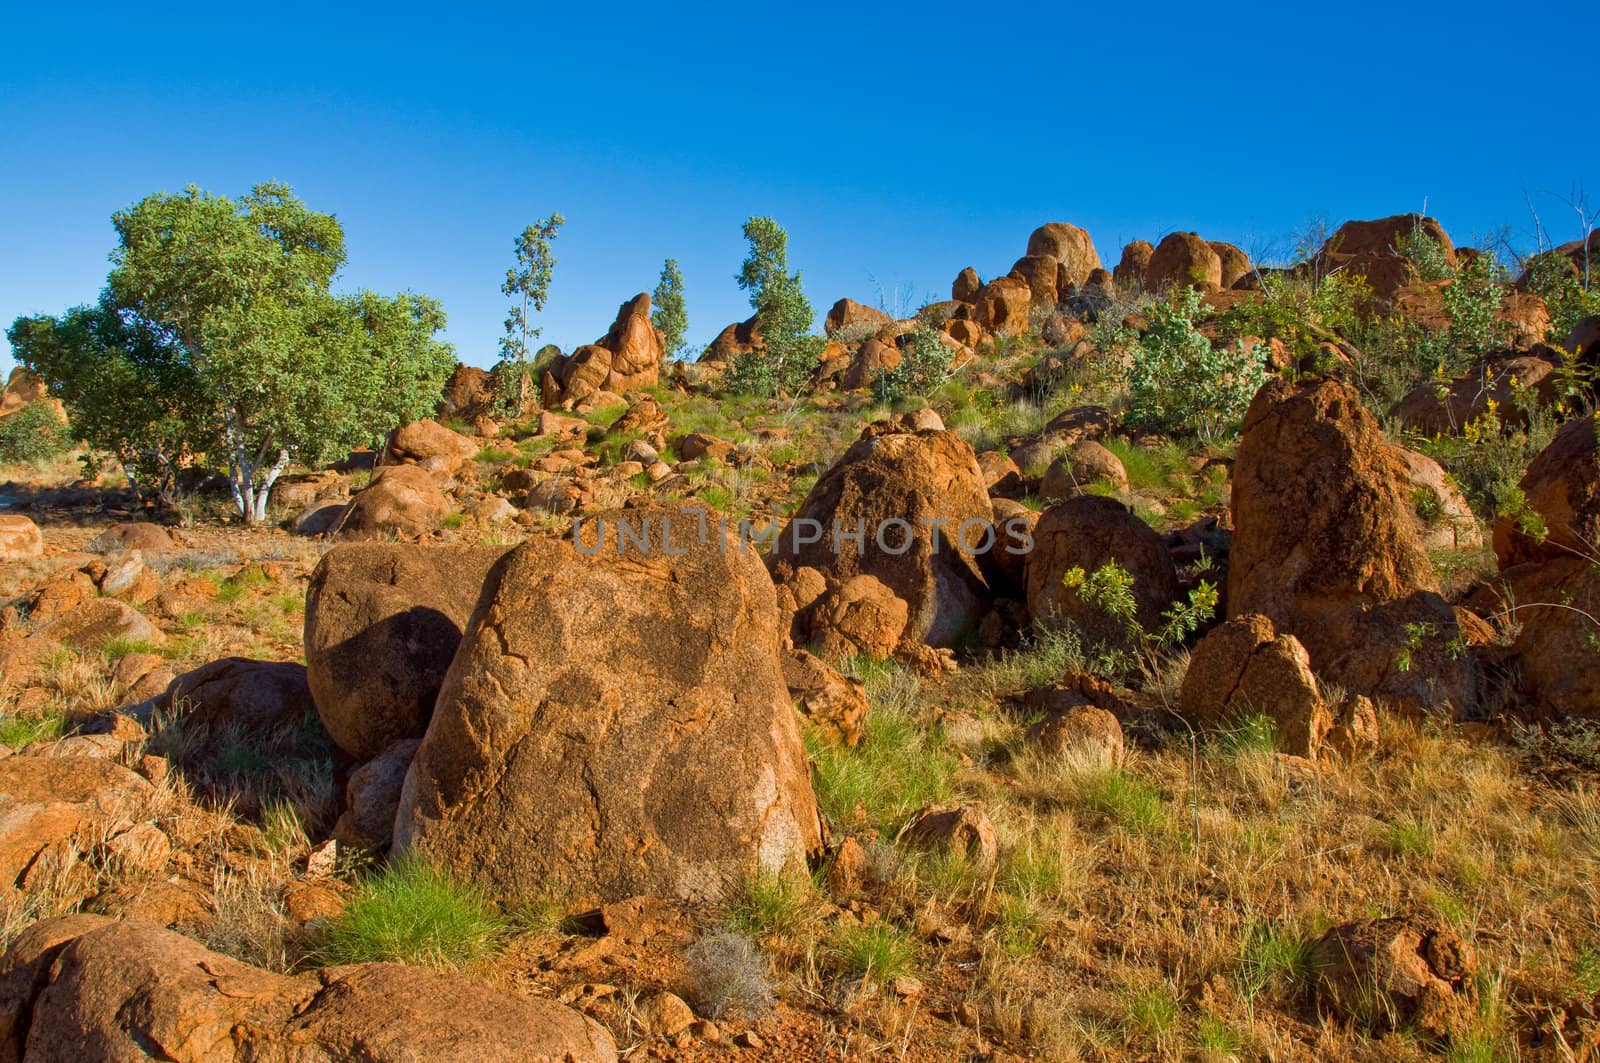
[729,870,810,936]
[683,929,773,1019]
[1398,224,1456,283]
[1443,253,1506,360]
[1525,252,1600,341]
[0,403,72,464]
[874,327,952,402]
[1124,286,1268,442]
[317,853,505,968]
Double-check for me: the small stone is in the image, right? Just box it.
[891,974,924,998]
[735,1031,764,1049]
[639,990,695,1037]
[304,839,340,878]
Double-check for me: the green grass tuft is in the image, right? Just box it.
[317,853,506,969]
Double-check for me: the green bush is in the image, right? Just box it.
[317,853,505,968]
[1398,224,1456,283]
[1443,254,1507,361]
[874,327,952,402]
[1124,286,1268,442]
[1525,252,1600,341]
[0,403,72,464]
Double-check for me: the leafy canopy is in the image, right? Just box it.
[729,217,823,396]
[8,182,454,520]
[652,257,689,358]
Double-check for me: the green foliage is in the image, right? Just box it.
[806,663,956,836]
[0,713,64,749]
[651,257,689,358]
[729,217,823,397]
[1398,225,1456,283]
[1525,252,1600,341]
[1076,768,1169,835]
[873,327,952,402]
[830,923,915,984]
[1239,919,1317,1001]
[317,853,505,968]
[499,214,563,364]
[1060,559,1218,676]
[1443,254,1506,360]
[0,402,72,464]
[9,183,454,520]
[1124,286,1268,442]
[730,870,810,936]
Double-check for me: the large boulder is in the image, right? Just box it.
[769,422,993,648]
[0,517,42,561]
[1024,496,1179,649]
[952,267,982,303]
[1145,232,1223,292]
[1229,378,1476,711]
[1499,557,1600,719]
[335,465,451,540]
[1209,241,1252,288]
[1492,413,1600,568]
[1025,222,1100,287]
[1008,254,1061,308]
[305,544,509,761]
[698,315,761,364]
[396,505,823,907]
[1391,349,1566,436]
[380,418,479,478]
[1320,214,1455,305]
[545,293,664,403]
[33,600,162,650]
[437,363,497,421]
[0,916,617,1062]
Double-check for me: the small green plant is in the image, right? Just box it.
[0,402,72,464]
[1524,251,1600,340]
[1076,767,1168,835]
[1121,980,1181,1044]
[1239,919,1316,1002]
[1124,286,1268,442]
[830,922,915,984]
[1379,814,1436,860]
[729,870,810,937]
[1060,559,1218,677]
[0,712,64,748]
[317,853,505,969]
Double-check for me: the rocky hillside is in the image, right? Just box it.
[1,214,1598,1061]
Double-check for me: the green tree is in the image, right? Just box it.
[730,217,822,396]
[8,182,455,522]
[498,214,564,411]
[651,258,688,358]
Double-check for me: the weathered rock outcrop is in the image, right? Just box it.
[544,293,665,403]
[380,418,478,478]
[335,465,451,541]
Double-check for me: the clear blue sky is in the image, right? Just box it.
[4,2,1595,372]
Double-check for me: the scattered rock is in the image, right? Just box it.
[781,650,867,748]
[1039,439,1128,499]
[1145,232,1223,292]
[381,418,479,478]
[0,757,151,888]
[1178,614,1332,758]
[333,739,421,851]
[1025,705,1124,765]
[902,805,997,868]
[1308,917,1477,1040]
[85,523,174,555]
[1493,412,1599,568]
[0,516,42,560]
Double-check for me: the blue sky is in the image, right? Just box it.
[4,2,1595,371]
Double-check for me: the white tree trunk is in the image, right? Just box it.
[251,449,290,524]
